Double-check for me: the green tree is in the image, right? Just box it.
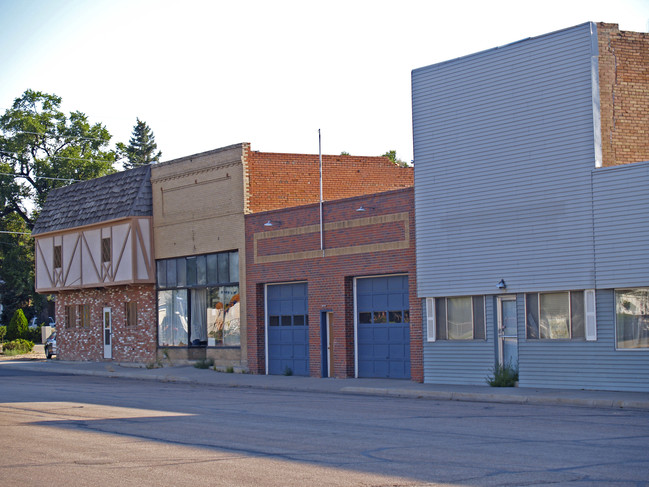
[0,89,117,228]
[7,308,28,341]
[117,118,161,169]
[0,326,6,344]
[381,150,410,167]
[0,89,117,323]
[0,214,41,325]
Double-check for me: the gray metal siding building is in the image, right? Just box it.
[413,22,649,391]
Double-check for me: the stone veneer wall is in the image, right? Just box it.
[55,284,156,362]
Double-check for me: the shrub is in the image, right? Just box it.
[0,326,6,344]
[194,358,215,369]
[2,338,34,355]
[486,363,519,387]
[7,309,28,341]
[283,366,293,376]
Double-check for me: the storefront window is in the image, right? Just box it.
[157,250,239,347]
[207,286,240,346]
[158,289,188,346]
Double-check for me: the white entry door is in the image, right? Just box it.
[103,307,112,359]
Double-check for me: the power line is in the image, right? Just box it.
[3,130,107,142]
[0,150,114,165]
[0,230,31,236]
[0,172,82,182]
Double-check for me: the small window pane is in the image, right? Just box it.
[447,297,473,339]
[359,312,372,324]
[176,258,186,287]
[157,260,167,288]
[571,292,585,339]
[269,316,280,326]
[540,292,570,339]
[281,316,292,326]
[526,294,539,339]
[166,259,177,288]
[389,311,402,323]
[435,298,447,340]
[206,254,218,284]
[218,253,229,283]
[473,296,485,340]
[293,315,305,326]
[229,251,239,282]
[53,245,62,269]
[101,237,111,263]
[186,257,197,286]
[403,310,410,323]
[196,255,206,285]
[373,311,387,324]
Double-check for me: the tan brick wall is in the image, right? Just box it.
[55,284,156,363]
[598,23,649,167]
[244,149,413,213]
[151,144,246,260]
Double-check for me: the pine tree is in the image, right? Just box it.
[118,118,162,169]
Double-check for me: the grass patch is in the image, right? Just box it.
[486,363,519,387]
[2,338,34,355]
[194,358,215,369]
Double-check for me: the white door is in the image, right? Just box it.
[103,307,112,359]
[497,296,518,369]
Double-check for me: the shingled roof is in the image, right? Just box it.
[32,165,152,235]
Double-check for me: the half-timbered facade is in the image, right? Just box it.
[32,165,156,362]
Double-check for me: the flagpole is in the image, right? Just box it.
[319,129,324,257]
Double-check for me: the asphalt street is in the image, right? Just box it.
[1,367,648,486]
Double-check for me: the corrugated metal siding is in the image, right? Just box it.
[593,161,649,288]
[519,290,649,392]
[423,297,496,386]
[413,23,598,297]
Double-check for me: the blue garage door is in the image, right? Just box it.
[267,282,309,376]
[357,275,410,379]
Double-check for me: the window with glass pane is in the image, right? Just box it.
[540,293,570,339]
[206,286,240,346]
[447,297,473,339]
[229,251,239,282]
[157,290,188,346]
[186,257,197,286]
[433,296,485,340]
[616,289,649,349]
[526,291,586,340]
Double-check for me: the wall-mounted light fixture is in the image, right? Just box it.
[497,279,507,290]
[356,206,375,212]
[264,220,281,227]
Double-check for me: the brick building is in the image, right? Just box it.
[32,166,156,362]
[33,143,412,366]
[150,144,413,369]
[246,187,421,381]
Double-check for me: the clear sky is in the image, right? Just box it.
[0,0,647,165]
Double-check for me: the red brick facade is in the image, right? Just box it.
[244,147,414,213]
[598,23,649,167]
[245,188,423,382]
[55,285,156,362]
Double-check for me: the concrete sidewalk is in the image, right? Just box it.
[2,356,649,411]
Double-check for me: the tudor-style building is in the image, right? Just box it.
[32,165,156,362]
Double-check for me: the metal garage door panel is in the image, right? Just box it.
[267,283,309,376]
[357,275,410,379]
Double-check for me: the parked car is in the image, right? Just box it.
[44,332,57,359]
